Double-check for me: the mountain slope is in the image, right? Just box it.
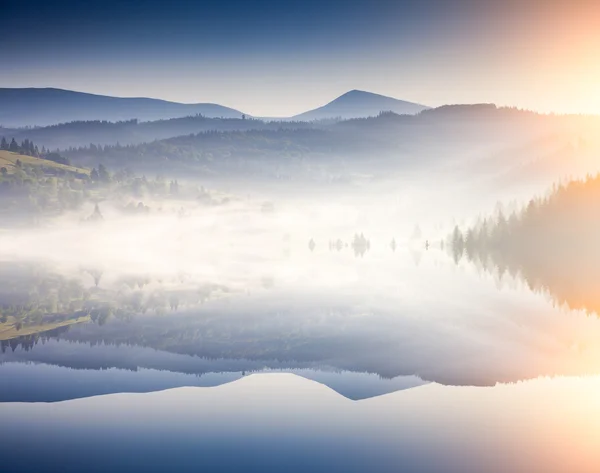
[0,88,245,127]
[4,115,317,150]
[0,150,89,176]
[292,89,429,120]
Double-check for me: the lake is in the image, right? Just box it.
[1,233,600,473]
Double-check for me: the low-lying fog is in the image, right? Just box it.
[3,113,600,392]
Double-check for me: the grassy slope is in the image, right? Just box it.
[0,150,90,176]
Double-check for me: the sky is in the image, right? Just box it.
[2,0,600,116]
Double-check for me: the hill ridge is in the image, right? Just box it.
[0,88,245,128]
[292,89,429,121]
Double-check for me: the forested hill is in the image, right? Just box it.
[63,128,370,178]
[4,116,316,150]
[6,104,558,152]
[0,145,226,226]
[57,106,600,180]
[450,175,600,315]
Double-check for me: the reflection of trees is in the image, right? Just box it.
[1,326,71,353]
[0,264,88,328]
[352,233,370,257]
[11,307,417,380]
[328,239,344,251]
[85,268,103,287]
[0,262,231,341]
[325,235,371,256]
[6,256,600,387]
[4,299,586,388]
[451,175,600,314]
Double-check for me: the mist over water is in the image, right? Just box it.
[3,164,600,391]
[3,96,600,473]
[5,0,600,468]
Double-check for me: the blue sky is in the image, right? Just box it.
[2,0,600,116]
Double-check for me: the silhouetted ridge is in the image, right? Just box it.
[0,88,245,127]
[292,89,429,120]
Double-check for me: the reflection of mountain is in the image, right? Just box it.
[4,256,600,402]
[0,360,426,402]
[451,175,600,315]
[0,264,435,401]
[3,288,600,394]
[3,374,600,473]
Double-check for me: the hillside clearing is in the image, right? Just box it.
[0,150,90,176]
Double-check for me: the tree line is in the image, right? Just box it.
[1,136,71,165]
[450,174,600,314]
[1,137,40,156]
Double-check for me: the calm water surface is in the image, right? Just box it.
[1,240,600,472]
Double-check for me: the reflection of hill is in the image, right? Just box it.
[4,374,600,473]
[0,315,89,342]
[0,359,427,402]
[0,308,473,387]
[0,262,230,335]
[4,293,600,391]
[451,175,600,314]
[4,256,600,393]
[1,326,72,353]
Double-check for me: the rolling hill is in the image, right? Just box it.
[0,150,89,176]
[3,116,316,150]
[292,89,429,121]
[0,88,245,127]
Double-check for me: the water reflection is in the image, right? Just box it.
[3,212,600,473]
[3,244,600,403]
[450,176,600,315]
[1,373,600,473]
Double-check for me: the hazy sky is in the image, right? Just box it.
[2,0,600,116]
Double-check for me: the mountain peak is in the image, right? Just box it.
[343,89,380,96]
[292,90,429,121]
[344,89,368,95]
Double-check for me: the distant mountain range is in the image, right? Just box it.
[292,89,429,121]
[0,88,428,127]
[0,88,245,127]
[2,115,314,150]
